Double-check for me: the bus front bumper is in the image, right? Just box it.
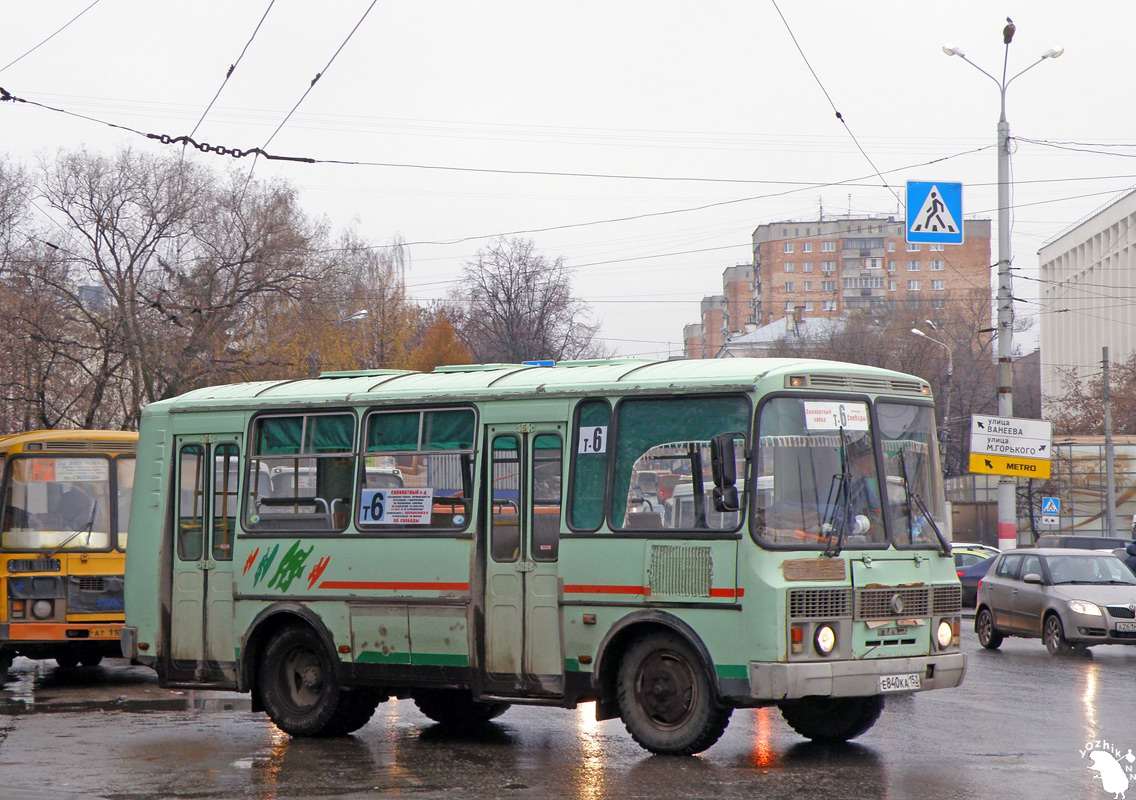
[747,652,967,700]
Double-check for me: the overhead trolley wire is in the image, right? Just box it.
[0,0,103,75]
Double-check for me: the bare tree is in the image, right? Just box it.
[8,147,330,428]
[450,237,602,363]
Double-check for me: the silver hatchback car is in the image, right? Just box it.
[974,548,1136,655]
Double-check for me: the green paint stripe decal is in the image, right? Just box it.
[356,651,468,667]
[716,664,748,680]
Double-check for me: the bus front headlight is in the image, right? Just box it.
[31,599,54,620]
[814,624,836,656]
[936,620,954,649]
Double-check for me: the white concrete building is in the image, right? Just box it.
[1038,188,1136,412]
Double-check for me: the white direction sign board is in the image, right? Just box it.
[970,415,1052,458]
[969,415,1053,479]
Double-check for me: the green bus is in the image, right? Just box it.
[122,357,965,755]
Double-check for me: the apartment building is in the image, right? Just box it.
[683,214,992,357]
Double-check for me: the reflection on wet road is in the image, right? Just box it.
[2,634,1134,800]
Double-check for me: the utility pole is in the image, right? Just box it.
[1103,347,1118,537]
[943,25,1063,550]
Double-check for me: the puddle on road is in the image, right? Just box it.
[0,658,251,716]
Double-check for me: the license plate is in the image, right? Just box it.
[878,673,921,692]
[90,627,122,639]
[1116,621,1136,633]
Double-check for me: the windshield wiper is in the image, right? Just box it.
[47,502,97,558]
[897,451,951,556]
[822,429,855,557]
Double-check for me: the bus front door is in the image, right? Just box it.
[168,437,241,685]
[482,424,565,698]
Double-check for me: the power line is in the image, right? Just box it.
[770,0,901,209]
[0,0,103,75]
[188,0,277,141]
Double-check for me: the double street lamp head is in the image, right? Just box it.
[941,43,1063,63]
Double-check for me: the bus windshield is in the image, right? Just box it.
[753,397,887,550]
[876,401,946,548]
[1,456,117,551]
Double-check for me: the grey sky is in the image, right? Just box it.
[3,1,1132,358]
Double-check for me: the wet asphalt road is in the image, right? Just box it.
[1,628,1134,800]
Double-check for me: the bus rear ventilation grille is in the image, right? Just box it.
[794,375,927,396]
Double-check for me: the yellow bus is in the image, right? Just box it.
[0,429,137,673]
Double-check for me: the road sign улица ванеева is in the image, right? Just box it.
[968,414,1052,479]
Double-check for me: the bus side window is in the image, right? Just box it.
[212,444,239,560]
[360,408,475,532]
[491,435,521,561]
[611,395,751,532]
[245,413,356,533]
[177,445,205,561]
[568,398,610,531]
[531,433,562,561]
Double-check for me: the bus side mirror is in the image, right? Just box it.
[710,433,737,488]
[711,432,741,513]
[713,485,739,513]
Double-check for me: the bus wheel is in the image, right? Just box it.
[616,631,732,755]
[323,688,385,736]
[259,625,345,737]
[0,650,12,675]
[780,695,885,742]
[56,653,79,669]
[413,689,510,726]
[79,653,104,667]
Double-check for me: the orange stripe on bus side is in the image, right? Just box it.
[563,584,648,595]
[563,585,744,598]
[318,581,469,592]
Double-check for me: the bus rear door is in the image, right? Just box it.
[168,436,241,684]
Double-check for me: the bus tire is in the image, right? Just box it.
[258,625,346,737]
[0,650,13,674]
[79,653,104,667]
[413,689,510,726]
[780,695,885,742]
[616,631,732,755]
[56,653,79,669]
[323,688,385,736]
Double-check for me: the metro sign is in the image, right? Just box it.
[968,414,1052,479]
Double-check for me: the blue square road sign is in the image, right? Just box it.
[906,181,963,244]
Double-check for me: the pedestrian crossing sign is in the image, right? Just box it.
[906,181,964,244]
[1042,496,1060,515]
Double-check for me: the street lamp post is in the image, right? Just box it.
[309,309,369,377]
[943,23,1063,550]
[911,324,952,474]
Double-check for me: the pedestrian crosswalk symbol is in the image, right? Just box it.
[906,181,964,244]
[1042,496,1060,515]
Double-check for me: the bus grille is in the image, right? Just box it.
[856,587,930,620]
[788,587,852,619]
[78,577,105,592]
[648,545,712,597]
[932,585,962,614]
